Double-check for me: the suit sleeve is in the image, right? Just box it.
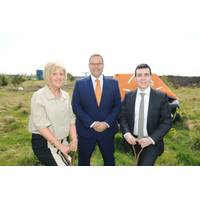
[104,81,121,127]
[150,94,172,143]
[72,81,94,128]
[120,92,131,135]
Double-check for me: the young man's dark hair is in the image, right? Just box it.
[135,63,152,76]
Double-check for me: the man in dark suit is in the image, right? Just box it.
[120,64,172,166]
[72,54,121,166]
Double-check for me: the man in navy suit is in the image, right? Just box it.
[120,64,172,166]
[72,54,121,166]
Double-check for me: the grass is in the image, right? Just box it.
[0,80,200,165]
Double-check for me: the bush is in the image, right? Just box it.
[10,75,26,85]
[67,73,75,81]
[0,74,9,86]
[176,152,200,165]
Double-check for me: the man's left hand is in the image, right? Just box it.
[137,137,153,148]
[94,122,108,132]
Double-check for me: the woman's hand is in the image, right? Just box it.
[69,140,78,152]
[58,143,70,155]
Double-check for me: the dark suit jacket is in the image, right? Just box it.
[72,75,121,138]
[120,88,172,154]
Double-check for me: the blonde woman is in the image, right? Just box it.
[29,62,77,166]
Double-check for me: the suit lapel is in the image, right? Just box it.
[130,91,137,127]
[147,88,154,125]
[99,76,107,108]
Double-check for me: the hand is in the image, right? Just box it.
[93,121,101,131]
[137,137,153,148]
[124,133,137,145]
[93,122,108,132]
[69,140,78,152]
[58,143,70,155]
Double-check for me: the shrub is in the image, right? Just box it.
[0,74,9,86]
[10,75,26,85]
[176,152,200,165]
[67,73,75,81]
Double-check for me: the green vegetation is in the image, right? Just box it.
[0,74,30,87]
[0,74,9,86]
[0,79,200,166]
[67,72,75,82]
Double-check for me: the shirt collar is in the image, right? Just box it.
[91,74,103,82]
[137,86,151,96]
[44,85,67,100]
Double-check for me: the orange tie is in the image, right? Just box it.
[95,79,102,106]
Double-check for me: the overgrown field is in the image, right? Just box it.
[0,79,200,166]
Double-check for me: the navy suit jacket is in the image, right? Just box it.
[72,75,121,138]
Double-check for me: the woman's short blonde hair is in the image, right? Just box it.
[44,62,67,85]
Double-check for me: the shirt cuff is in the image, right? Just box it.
[148,137,155,145]
[124,132,132,138]
[104,122,110,128]
[90,121,96,128]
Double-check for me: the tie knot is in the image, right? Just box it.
[140,93,145,98]
[95,79,100,85]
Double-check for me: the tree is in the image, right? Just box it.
[67,72,75,81]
